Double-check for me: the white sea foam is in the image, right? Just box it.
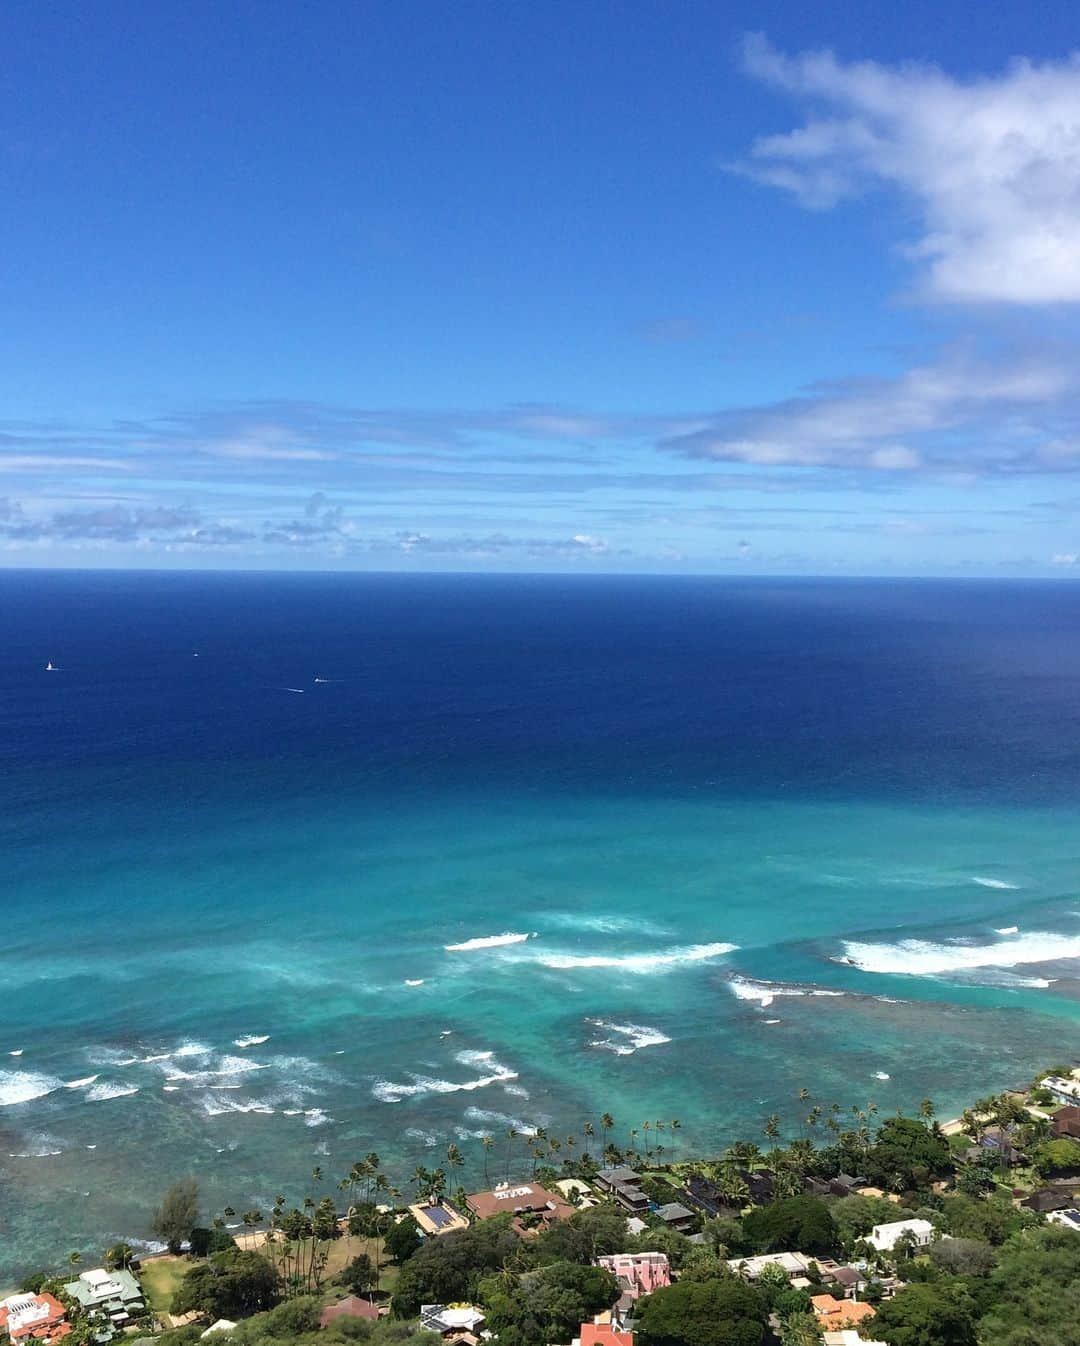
[373,1049,518,1103]
[405,1127,440,1146]
[973,876,1019,890]
[9,1049,23,1057]
[404,979,425,987]
[587,1020,671,1055]
[462,1106,539,1136]
[995,926,1019,935]
[64,1075,100,1089]
[842,929,1080,977]
[763,1018,781,1025]
[874,1071,891,1081]
[444,932,530,952]
[174,1041,212,1057]
[728,975,846,1009]
[304,1108,330,1127]
[8,1133,64,1158]
[86,1082,139,1102]
[234,1035,270,1048]
[536,941,735,972]
[0,1070,61,1106]
[202,1095,276,1117]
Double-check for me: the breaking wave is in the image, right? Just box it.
[234,1035,270,1048]
[536,941,735,972]
[587,1020,671,1055]
[0,1070,61,1107]
[86,1082,139,1101]
[445,932,530,952]
[842,929,1080,977]
[64,1075,100,1089]
[373,1049,518,1103]
[972,876,1019,890]
[728,975,846,1009]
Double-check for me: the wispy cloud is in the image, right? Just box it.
[734,34,1080,303]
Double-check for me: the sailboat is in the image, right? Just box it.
[45,661,57,671]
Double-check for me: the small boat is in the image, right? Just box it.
[45,661,57,671]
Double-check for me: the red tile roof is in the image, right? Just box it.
[580,1325,633,1346]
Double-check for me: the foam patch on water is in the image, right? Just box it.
[972,876,1019,890]
[728,975,846,1009]
[874,1071,890,1080]
[0,1070,62,1107]
[7,1133,64,1158]
[995,926,1019,935]
[842,929,1080,978]
[462,1106,539,1136]
[373,1049,518,1103]
[234,1035,270,1048]
[535,941,735,972]
[86,1081,139,1102]
[404,979,425,987]
[64,1075,100,1089]
[587,1020,671,1054]
[444,932,530,952]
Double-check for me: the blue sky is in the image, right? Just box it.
[6,0,1080,573]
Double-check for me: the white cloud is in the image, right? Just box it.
[662,350,1076,472]
[735,34,1080,303]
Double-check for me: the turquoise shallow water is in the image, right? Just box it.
[1,573,1079,1278]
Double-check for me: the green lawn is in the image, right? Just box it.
[139,1256,189,1315]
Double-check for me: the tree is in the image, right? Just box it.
[873,1282,977,1346]
[153,1178,201,1255]
[339,1254,377,1296]
[1031,1137,1080,1177]
[742,1196,837,1256]
[976,1225,1080,1345]
[391,1217,520,1318]
[636,1279,769,1346]
[868,1117,952,1192]
[104,1243,136,1271]
[189,1227,237,1258]
[383,1214,422,1265]
[481,1261,619,1344]
[171,1249,280,1320]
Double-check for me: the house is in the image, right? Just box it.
[824,1334,888,1346]
[594,1169,650,1214]
[811,1295,877,1330]
[625,1217,648,1236]
[831,1266,867,1298]
[465,1182,573,1236]
[420,1305,485,1343]
[681,1174,743,1220]
[728,1252,817,1282]
[1044,1076,1080,1107]
[655,1202,696,1233]
[574,1324,634,1346]
[408,1200,470,1238]
[62,1269,145,1328]
[1047,1208,1080,1231]
[597,1252,671,1305]
[745,1171,775,1205]
[1022,1188,1075,1214]
[555,1178,600,1209]
[200,1322,238,1338]
[0,1294,70,1346]
[1052,1106,1080,1139]
[319,1297,380,1328]
[829,1173,868,1198]
[979,1127,1024,1165]
[866,1218,935,1253]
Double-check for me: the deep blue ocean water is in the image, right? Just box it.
[1,571,1079,1278]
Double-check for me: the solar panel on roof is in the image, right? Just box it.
[424,1205,452,1228]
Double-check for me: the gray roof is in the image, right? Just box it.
[657,1202,694,1222]
[598,1167,641,1184]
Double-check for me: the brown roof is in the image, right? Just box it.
[1053,1106,1080,1138]
[319,1297,380,1327]
[465,1182,572,1222]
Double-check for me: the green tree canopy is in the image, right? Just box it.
[867,1117,952,1192]
[391,1217,521,1317]
[383,1215,422,1266]
[171,1249,281,1321]
[635,1279,768,1346]
[873,1281,977,1346]
[976,1225,1080,1345]
[741,1196,837,1256]
[152,1178,201,1255]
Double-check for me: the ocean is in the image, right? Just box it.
[1,571,1079,1279]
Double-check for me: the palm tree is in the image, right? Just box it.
[669,1118,681,1161]
[601,1112,615,1156]
[504,1128,518,1182]
[582,1121,595,1157]
[480,1134,494,1186]
[446,1143,464,1183]
[68,1252,82,1271]
[920,1098,935,1124]
[763,1114,780,1144]
[311,1166,323,1185]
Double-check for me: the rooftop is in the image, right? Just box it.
[465,1182,572,1223]
[320,1297,380,1327]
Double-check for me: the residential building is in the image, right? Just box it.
[574,1324,633,1346]
[62,1269,145,1329]
[728,1252,817,1282]
[319,1297,380,1328]
[597,1252,671,1304]
[0,1294,70,1346]
[465,1182,572,1236]
[1022,1188,1075,1214]
[200,1322,238,1338]
[824,1333,887,1346]
[865,1218,935,1253]
[1052,1106,1080,1139]
[829,1173,868,1197]
[1047,1208,1080,1231]
[594,1169,650,1214]
[1044,1076,1080,1106]
[555,1178,599,1208]
[408,1200,470,1238]
[811,1295,877,1330]
[654,1202,696,1232]
[830,1266,867,1298]
[681,1174,742,1220]
[420,1305,485,1343]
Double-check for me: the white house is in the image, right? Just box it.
[1044,1075,1080,1106]
[866,1218,935,1253]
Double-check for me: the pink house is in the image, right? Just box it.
[597,1252,672,1300]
